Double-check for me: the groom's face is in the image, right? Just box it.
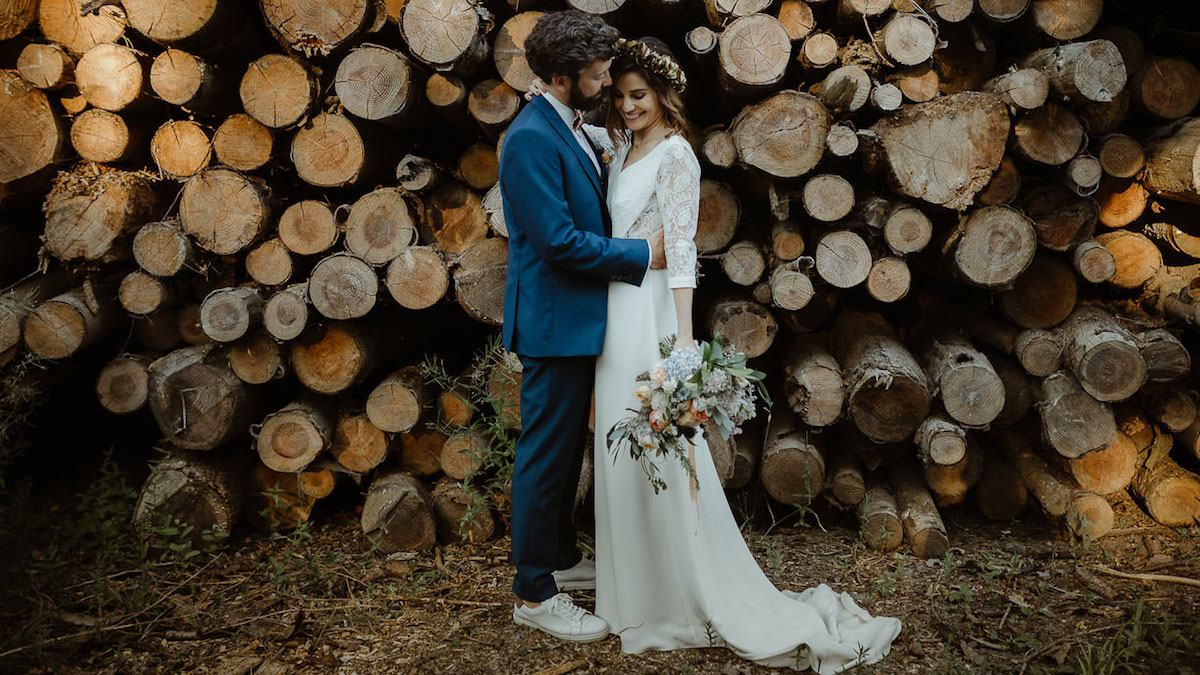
[566,58,612,111]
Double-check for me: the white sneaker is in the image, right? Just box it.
[513,593,609,642]
[552,557,596,591]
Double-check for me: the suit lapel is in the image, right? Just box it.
[532,96,604,199]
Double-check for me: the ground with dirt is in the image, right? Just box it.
[2,455,1199,675]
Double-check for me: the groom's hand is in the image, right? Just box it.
[648,229,666,270]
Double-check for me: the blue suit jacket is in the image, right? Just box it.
[499,95,650,358]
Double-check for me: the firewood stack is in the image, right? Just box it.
[3,0,1200,556]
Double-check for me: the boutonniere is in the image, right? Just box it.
[600,150,613,165]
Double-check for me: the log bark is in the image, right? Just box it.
[132,310,181,352]
[783,334,844,427]
[366,366,431,433]
[1137,328,1191,383]
[290,321,388,395]
[308,253,379,320]
[770,221,805,262]
[133,447,245,546]
[978,157,1022,206]
[424,72,469,121]
[729,91,830,179]
[799,32,839,70]
[200,286,265,343]
[974,450,1028,520]
[878,12,936,66]
[760,409,825,506]
[1073,241,1117,284]
[947,206,1037,289]
[1143,117,1200,204]
[263,283,309,342]
[0,272,76,355]
[43,169,158,264]
[915,414,967,466]
[23,279,125,359]
[344,188,418,266]
[995,427,1113,538]
[982,68,1047,110]
[1097,177,1148,229]
[1144,386,1198,433]
[468,80,520,141]
[493,11,541,92]
[360,470,436,553]
[859,472,904,552]
[1131,450,1200,527]
[923,437,984,507]
[830,310,931,443]
[395,154,445,194]
[483,183,507,238]
[1036,370,1117,458]
[1021,184,1098,252]
[180,168,272,256]
[1020,40,1126,104]
[999,256,1077,329]
[95,352,153,414]
[826,449,864,506]
[810,66,872,114]
[888,458,949,559]
[431,478,496,543]
[1,1,38,41]
[454,237,508,326]
[1097,134,1144,178]
[991,354,1034,427]
[385,246,449,310]
[1061,305,1147,402]
[176,303,208,346]
[147,344,258,450]
[701,127,738,168]
[212,114,273,172]
[768,264,815,311]
[1015,328,1063,377]
[70,108,143,164]
[919,327,1006,427]
[331,411,391,473]
[257,395,337,473]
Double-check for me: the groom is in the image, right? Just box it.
[499,11,666,642]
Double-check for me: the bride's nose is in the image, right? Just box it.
[620,96,636,113]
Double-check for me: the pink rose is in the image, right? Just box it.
[648,409,667,432]
[688,399,709,423]
[650,365,667,386]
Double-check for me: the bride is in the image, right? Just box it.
[585,37,903,672]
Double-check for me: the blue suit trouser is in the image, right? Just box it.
[510,354,591,602]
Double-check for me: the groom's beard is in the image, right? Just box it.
[568,79,606,112]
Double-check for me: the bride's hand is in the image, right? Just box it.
[524,78,548,101]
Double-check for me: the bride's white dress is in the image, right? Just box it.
[590,131,902,673]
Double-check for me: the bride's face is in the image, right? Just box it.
[612,72,664,134]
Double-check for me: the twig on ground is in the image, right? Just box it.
[1092,565,1200,588]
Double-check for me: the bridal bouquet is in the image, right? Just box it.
[606,334,769,494]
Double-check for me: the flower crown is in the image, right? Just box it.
[615,38,687,94]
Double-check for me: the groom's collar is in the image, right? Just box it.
[543,92,581,131]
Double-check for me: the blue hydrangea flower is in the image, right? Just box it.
[663,348,701,381]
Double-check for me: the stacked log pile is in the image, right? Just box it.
[3,0,1200,557]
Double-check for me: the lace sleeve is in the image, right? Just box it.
[581,124,616,158]
[656,138,701,289]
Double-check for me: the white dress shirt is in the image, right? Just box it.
[545,92,601,175]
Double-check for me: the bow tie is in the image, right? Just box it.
[571,110,584,132]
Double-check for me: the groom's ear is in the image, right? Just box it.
[548,74,572,93]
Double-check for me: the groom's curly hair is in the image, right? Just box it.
[524,10,619,82]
